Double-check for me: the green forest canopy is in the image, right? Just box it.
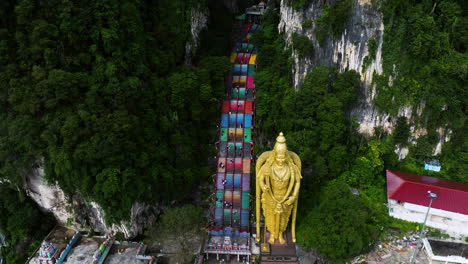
[0,0,465,262]
[0,0,234,223]
[0,0,235,261]
[253,0,466,261]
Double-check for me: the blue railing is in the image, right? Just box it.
[56,231,81,264]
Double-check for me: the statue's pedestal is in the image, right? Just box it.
[258,230,299,264]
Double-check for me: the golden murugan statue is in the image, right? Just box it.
[256,132,301,245]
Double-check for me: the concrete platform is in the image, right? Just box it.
[104,248,143,264]
[62,238,99,264]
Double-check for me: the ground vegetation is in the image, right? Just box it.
[253,0,466,261]
[0,0,233,261]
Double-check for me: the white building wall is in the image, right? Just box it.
[388,199,468,237]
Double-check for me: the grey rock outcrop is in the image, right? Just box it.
[24,166,159,239]
[279,0,385,134]
[185,4,209,65]
[278,0,449,157]
[24,166,74,225]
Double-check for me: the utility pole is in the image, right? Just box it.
[410,191,438,264]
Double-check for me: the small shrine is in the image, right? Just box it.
[424,159,441,172]
[36,240,60,264]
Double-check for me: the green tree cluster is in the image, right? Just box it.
[0,184,55,263]
[292,32,314,57]
[375,0,466,128]
[254,62,362,190]
[393,116,411,145]
[144,205,204,264]
[362,38,378,72]
[302,19,313,28]
[297,181,385,262]
[373,0,467,183]
[296,139,390,262]
[314,0,354,45]
[0,0,231,233]
[286,0,310,10]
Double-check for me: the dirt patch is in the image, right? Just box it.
[46,226,77,249]
[104,248,144,264]
[351,232,430,264]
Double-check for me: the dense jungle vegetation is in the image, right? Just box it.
[0,0,465,263]
[256,0,466,262]
[375,0,467,183]
[0,0,244,261]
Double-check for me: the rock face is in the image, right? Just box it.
[24,166,74,225]
[24,167,159,238]
[279,0,384,133]
[278,0,449,157]
[185,4,209,65]
[279,0,383,89]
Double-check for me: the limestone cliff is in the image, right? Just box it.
[278,0,449,157]
[185,4,209,65]
[24,166,159,238]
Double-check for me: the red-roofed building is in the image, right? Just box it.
[386,170,468,236]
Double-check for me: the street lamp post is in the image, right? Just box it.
[410,191,439,264]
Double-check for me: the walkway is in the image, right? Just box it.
[205,22,261,264]
[210,23,260,237]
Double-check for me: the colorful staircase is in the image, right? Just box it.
[209,23,261,238]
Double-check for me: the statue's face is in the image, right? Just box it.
[275,150,286,166]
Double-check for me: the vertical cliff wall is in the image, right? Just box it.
[277,0,449,156]
[24,166,159,238]
[279,0,383,89]
[279,0,387,134]
[185,4,209,65]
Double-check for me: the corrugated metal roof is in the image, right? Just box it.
[386,170,468,215]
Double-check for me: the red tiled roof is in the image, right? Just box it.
[386,170,468,215]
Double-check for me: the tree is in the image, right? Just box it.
[297,182,379,261]
[292,33,314,57]
[0,184,54,261]
[393,116,410,145]
[144,205,204,263]
[0,1,236,254]
[6,252,22,264]
[314,0,354,45]
[339,140,385,189]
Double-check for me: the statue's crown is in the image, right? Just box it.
[276,132,286,143]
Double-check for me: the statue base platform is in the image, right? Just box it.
[258,230,298,264]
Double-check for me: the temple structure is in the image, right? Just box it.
[36,240,60,264]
